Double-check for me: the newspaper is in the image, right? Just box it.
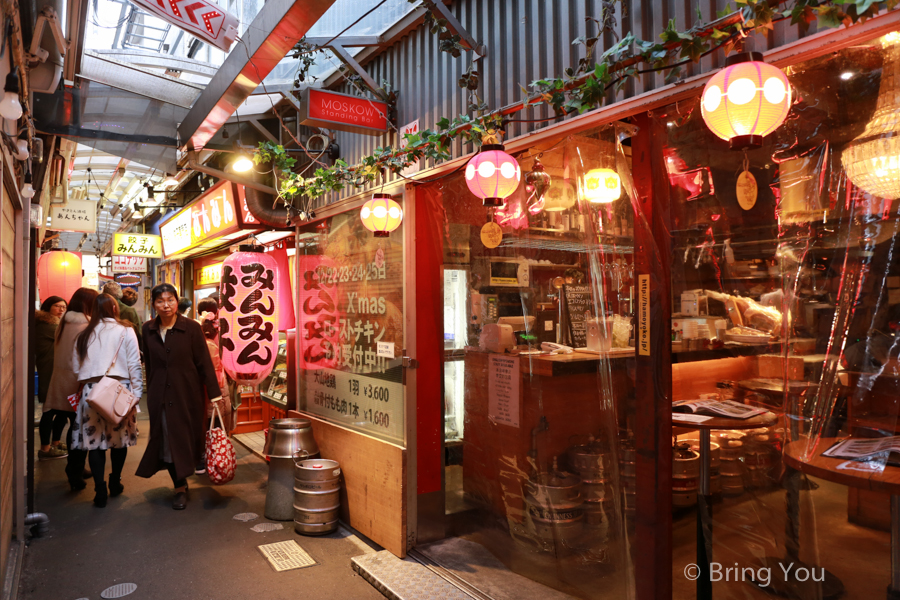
[821,437,900,463]
[672,399,767,420]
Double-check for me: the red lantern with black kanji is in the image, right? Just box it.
[37,250,82,305]
[219,245,280,386]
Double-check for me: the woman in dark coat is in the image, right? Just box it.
[137,284,221,509]
[36,296,68,459]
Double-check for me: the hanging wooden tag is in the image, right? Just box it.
[481,222,503,249]
[736,150,757,210]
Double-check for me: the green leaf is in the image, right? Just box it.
[710,28,729,40]
[716,3,733,18]
[680,35,708,62]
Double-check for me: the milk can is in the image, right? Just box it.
[263,418,320,521]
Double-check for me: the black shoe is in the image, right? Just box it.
[69,478,87,492]
[109,477,124,497]
[93,484,108,508]
[172,491,187,510]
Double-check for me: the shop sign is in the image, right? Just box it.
[112,233,162,258]
[159,181,240,257]
[115,273,142,287]
[488,355,520,427]
[304,367,405,443]
[82,271,99,288]
[234,185,260,228]
[48,199,96,233]
[112,255,147,273]
[298,89,389,136]
[196,262,223,286]
[129,0,238,52]
[638,274,650,356]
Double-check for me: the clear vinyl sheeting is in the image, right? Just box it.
[662,30,897,600]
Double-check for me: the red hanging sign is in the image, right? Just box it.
[298,89,389,136]
[129,0,238,52]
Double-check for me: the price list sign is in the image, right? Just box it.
[305,368,404,443]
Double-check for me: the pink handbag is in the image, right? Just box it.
[84,331,139,425]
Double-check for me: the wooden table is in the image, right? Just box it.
[784,437,900,600]
[672,412,778,600]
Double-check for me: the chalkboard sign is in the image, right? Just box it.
[564,284,593,348]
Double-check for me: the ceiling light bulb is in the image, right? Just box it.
[841,71,854,80]
[0,70,22,121]
[20,181,34,200]
[15,138,28,161]
[232,154,253,173]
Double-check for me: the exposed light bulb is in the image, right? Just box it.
[0,69,22,121]
[14,138,28,161]
[20,182,34,199]
[841,71,854,81]
[232,154,253,173]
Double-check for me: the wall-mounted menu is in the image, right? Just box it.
[564,284,592,349]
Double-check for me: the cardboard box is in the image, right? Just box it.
[757,354,804,381]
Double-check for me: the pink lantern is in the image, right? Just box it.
[271,247,296,331]
[219,246,280,386]
[465,144,521,207]
[37,250,82,305]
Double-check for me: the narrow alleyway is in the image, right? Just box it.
[17,407,384,600]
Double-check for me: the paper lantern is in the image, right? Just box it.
[583,168,621,203]
[543,180,576,212]
[700,52,791,149]
[37,250,81,305]
[843,33,900,199]
[465,144,521,206]
[360,193,403,237]
[219,246,279,386]
[271,247,296,331]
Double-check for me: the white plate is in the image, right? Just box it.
[725,333,772,345]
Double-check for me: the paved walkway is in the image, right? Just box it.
[19,407,383,600]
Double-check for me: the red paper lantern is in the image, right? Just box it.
[37,250,81,305]
[700,52,791,149]
[465,145,521,206]
[219,246,279,386]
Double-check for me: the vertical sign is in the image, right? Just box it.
[488,355,520,427]
[638,274,650,356]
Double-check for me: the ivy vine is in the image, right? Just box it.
[256,0,899,207]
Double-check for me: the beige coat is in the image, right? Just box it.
[43,312,88,413]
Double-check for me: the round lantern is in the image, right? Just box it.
[700,52,791,149]
[465,144,521,206]
[582,168,621,203]
[543,180,576,212]
[219,245,280,386]
[360,193,403,237]
[37,250,81,305]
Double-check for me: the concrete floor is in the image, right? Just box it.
[19,405,384,600]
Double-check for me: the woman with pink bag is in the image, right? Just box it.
[72,293,143,508]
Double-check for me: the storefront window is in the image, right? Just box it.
[295,208,407,447]
[421,126,638,599]
[664,32,896,599]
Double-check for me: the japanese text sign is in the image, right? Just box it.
[220,250,280,386]
[298,89,389,136]
[129,0,238,52]
[48,199,96,233]
[160,181,240,257]
[112,255,147,273]
[197,262,223,286]
[112,233,162,258]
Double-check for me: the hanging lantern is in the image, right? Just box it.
[466,145,521,206]
[700,52,791,149]
[219,245,280,386]
[360,193,403,237]
[271,247,296,331]
[37,250,81,305]
[543,180,577,212]
[582,168,621,203]
[843,33,900,199]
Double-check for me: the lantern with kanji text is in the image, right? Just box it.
[37,250,82,305]
[219,245,280,386]
[466,145,521,206]
[582,168,621,203]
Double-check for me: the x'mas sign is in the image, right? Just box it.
[131,0,239,52]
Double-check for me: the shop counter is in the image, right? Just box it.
[461,348,634,522]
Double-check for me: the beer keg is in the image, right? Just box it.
[293,458,341,536]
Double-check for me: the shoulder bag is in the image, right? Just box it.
[206,402,236,485]
[84,329,140,425]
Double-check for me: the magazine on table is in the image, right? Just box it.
[672,399,767,420]
[822,436,900,465]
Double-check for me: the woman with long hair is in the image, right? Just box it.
[35,296,67,459]
[45,287,99,489]
[72,293,143,507]
[137,284,220,510]
[196,312,232,475]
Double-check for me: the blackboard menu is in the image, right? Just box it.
[564,284,593,349]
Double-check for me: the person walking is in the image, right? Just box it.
[72,293,142,507]
[36,296,68,460]
[102,282,142,346]
[137,284,221,509]
[177,296,192,319]
[121,287,139,308]
[45,287,99,489]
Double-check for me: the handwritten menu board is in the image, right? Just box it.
[564,284,592,349]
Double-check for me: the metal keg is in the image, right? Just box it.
[294,458,341,536]
[720,458,745,496]
[568,441,610,476]
[263,418,319,459]
[683,439,721,495]
[673,443,700,508]
[524,471,584,548]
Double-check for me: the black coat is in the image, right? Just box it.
[136,315,220,481]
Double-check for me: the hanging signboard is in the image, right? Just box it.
[234,185,261,228]
[48,199,96,233]
[298,89,389,136]
[129,0,238,52]
[160,181,244,258]
[196,262,223,286]
[112,233,162,258]
[112,255,147,273]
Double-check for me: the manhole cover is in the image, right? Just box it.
[251,522,284,533]
[100,583,137,598]
[233,512,258,522]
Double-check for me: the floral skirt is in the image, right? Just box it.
[72,381,139,451]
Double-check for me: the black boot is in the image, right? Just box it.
[108,475,124,497]
[93,482,108,508]
[65,449,88,491]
